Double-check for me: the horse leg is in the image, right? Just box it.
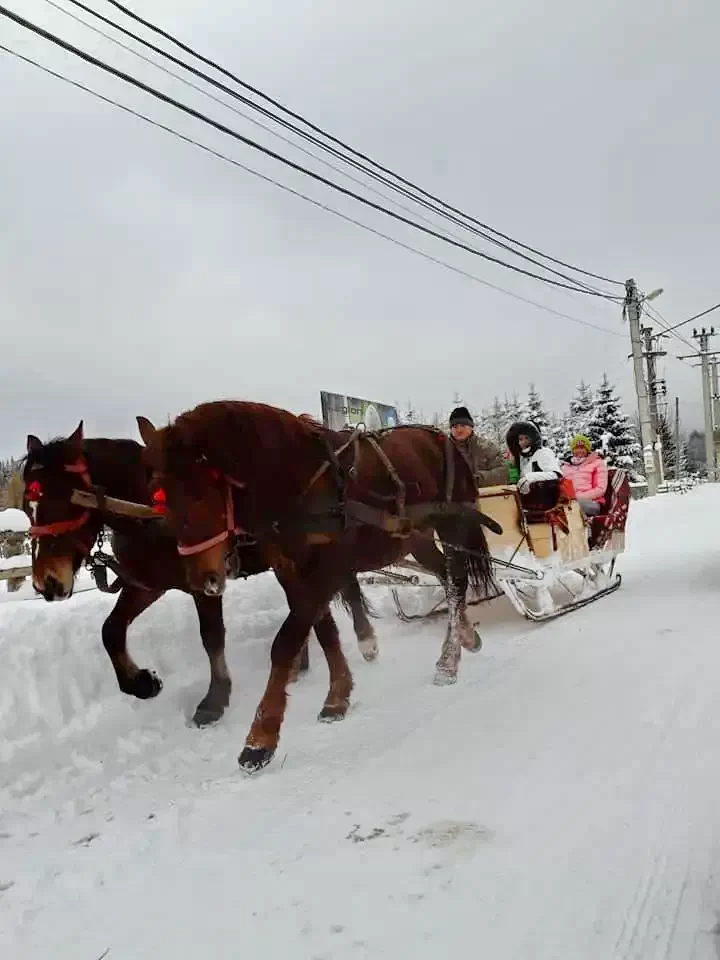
[238,608,316,773]
[458,592,482,653]
[313,609,354,721]
[288,635,311,684]
[434,547,465,686]
[341,576,378,662]
[191,594,231,726]
[102,585,164,699]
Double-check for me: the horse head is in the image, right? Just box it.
[23,422,101,600]
[137,414,234,597]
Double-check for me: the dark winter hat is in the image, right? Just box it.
[449,406,474,428]
[506,420,542,458]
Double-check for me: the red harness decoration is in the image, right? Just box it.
[28,459,92,539]
[151,487,167,514]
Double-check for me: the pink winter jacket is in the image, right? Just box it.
[561,452,609,503]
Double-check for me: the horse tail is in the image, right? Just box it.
[335,575,377,620]
[462,510,497,595]
[427,505,498,595]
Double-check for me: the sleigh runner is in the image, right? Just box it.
[380,466,630,623]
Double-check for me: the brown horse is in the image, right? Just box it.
[23,422,377,725]
[138,402,498,772]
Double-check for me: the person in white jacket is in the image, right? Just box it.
[506,421,562,494]
[505,420,565,615]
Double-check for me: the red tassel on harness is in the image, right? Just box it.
[151,487,168,515]
[26,480,43,502]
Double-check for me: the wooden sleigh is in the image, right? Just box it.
[387,468,630,623]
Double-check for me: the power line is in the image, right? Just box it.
[660,301,720,334]
[53,1,617,296]
[63,0,624,292]
[40,0,554,258]
[644,303,698,355]
[0,41,626,342]
[0,4,622,300]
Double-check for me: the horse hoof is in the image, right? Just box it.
[359,637,378,662]
[462,629,482,653]
[133,670,163,700]
[433,668,458,686]
[238,745,276,773]
[318,702,349,722]
[192,706,223,727]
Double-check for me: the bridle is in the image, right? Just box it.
[176,478,247,557]
[151,467,247,557]
[27,459,93,545]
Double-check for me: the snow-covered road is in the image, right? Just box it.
[2,487,719,959]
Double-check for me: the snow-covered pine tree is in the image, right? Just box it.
[502,393,525,428]
[568,380,595,436]
[679,439,690,477]
[656,414,677,477]
[400,399,420,425]
[525,384,550,441]
[547,412,572,457]
[586,374,641,468]
[477,398,507,447]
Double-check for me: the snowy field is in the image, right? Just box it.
[2,486,720,959]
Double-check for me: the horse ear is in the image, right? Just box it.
[27,434,42,454]
[67,421,84,458]
[136,416,157,447]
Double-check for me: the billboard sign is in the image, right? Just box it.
[320,391,399,432]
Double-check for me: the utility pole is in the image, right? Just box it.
[697,329,715,480]
[679,327,718,479]
[642,325,667,482]
[674,396,681,481]
[711,358,720,469]
[625,279,659,495]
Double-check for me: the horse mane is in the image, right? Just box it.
[165,401,327,494]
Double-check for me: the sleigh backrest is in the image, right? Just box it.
[590,467,630,550]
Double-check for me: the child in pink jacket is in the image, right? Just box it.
[561,434,608,516]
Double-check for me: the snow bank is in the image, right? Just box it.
[0,570,288,764]
[4,488,720,960]
[0,508,29,533]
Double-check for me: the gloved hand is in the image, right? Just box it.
[517,476,532,494]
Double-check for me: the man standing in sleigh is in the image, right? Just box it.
[448,406,508,488]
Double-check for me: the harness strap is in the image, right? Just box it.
[444,434,456,503]
[176,479,249,556]
[364,436,407,521]
[30,511,92,538]
[29,458,93,540]
[87,551,154,594]
[302,427,363,497]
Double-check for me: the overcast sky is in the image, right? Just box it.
[2,0,719,457]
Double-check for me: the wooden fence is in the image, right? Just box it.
[0,563,31,583]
